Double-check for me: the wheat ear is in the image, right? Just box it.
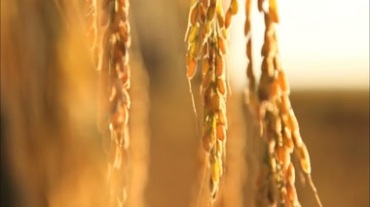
[98,0,131,206]
[244,0,322,206]
[185,0,238,202]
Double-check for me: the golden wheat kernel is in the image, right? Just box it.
[188,23,200,43]
[113,46,123,61]
[268,79,281,99]
[262,37,271,55]
[269,156,277,170]
[297,144,311,174]
[215,54,224,77]
[218,109,227,126]
[111,111,124,130]
[216,77,226,95]
[118,8,128,22]
[244,21,251,36]
[122,105,129,124]
[216,12,224,27]
[205,21,213,37]
[268,139,276,154]
[217,36,226,54]
[199,3,207,20]
[190,2,199,26]
[286,182,297,202]
[287,163,295,184]
[119,24,129,41]
[279,147,291,171]
[257,0,264,11]
[122,90,131,107]
[216,139,223,156]
[216,123,225,141]
[215,1,224,19]
[218,160,223,178]
[203,87,212,106]
[277,70,290,93]
[273,55,281,69]
[211,93,221,112]
[246,40,253,59]
[283,129,294,152]
[279,185,287,196]
[247,64,254,78]
[230,0,238,15]
[266,36,277,56]
[268,0,280,23]
[257,79,269,101]
[260,58,269,74]
[211,158,220,181]
[292,130,303,148]
[281,96,291,114]
[220,27,229,39]
[225,9,232,28]
[260,41,268,56]
[123,50,130,65]
[287,112,299,131]
[210,0,217,6]
[272,114,282,131]
[201,42,209,57]
[187,56,197,79]
[119,66,129,86]
[202,58,210,75]
[202,71,213,91]
[189,41,200,57]
[118,0,127,6]
[207,5,216,20]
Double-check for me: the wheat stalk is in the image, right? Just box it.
[244,0,322,206]
[98,0,131,206]
[185,0,238,203]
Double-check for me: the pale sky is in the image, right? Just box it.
[229,0,369,90]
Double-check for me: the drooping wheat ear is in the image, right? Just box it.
[244,0,322,206]
[99,0,131,206]
[185,0,238,202]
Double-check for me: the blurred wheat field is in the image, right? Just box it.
[1,0,369,207]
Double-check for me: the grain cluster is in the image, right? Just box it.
[244,0,321,206]
[97,0,131,206]
[185,0,238,202]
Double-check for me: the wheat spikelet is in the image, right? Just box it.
[98,0,131,206]
[244,0,322,206]
[185,0,238,202]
